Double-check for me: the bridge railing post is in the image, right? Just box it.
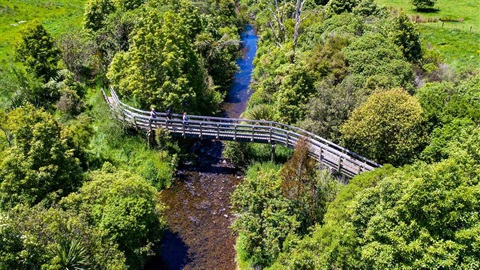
[337,157,342,173]
[251,126,255,141]
[234,125,237,141]
[269,127,272,143]
[271,143,276,162]
[200,122,203,139]
[217,124,220,139]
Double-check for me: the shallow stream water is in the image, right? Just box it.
[145,25,258,270]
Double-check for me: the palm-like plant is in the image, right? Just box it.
[52,238,91,270]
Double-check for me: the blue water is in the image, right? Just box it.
[222,24,258,118]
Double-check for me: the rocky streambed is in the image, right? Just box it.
[157,141,241,269]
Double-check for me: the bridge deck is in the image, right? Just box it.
[102,88,381,178]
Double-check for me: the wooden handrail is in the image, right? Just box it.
[102,88,381,177]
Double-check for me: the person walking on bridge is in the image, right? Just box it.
[166,108,172,121]
[149,107,157,124]
[183,112,189,126]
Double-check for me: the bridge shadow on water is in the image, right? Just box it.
[181,140,240,175]
[144,230,191,270]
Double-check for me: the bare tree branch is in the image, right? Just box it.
[268,21,283,48]
[293,0,307,51]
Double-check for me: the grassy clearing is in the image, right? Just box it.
[0,0,86,67]
[375,0,479,27]
[419,25,480,71]
[375,0,480,71]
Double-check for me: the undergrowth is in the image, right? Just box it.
[87,88,176,190]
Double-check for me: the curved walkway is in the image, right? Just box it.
[102,88,381,178]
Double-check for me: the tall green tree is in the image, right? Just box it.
[0,105,84,210]
[15,21,60,82]
[274,65,315,124]
[61,164,165,269]
[412,0,436,10]
[327,0,359,15]
[387,12,422,62]
[107,9,221,113]
[341,88,426,165]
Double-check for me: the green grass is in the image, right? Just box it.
[0,0,86,67]
[375,0,479,27]
[374,0,480,71]
[87,88,176,190]
[419,25,480,71]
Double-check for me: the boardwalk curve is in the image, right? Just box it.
[102,88,381,178]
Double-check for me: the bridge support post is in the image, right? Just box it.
[271,144,276,162]
[147,125,155,149]
[133,116,138,131]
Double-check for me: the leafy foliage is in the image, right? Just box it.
[416,75,480,126]
[412,0,436,10]
[15,21,60,82]
[0,204,126,269]
[84,0,116,31]
[107,7,221,113]
[341,88,426,165]
[231,141,340,269]
[61,164,165,269]
[0,105,84,210]
[232,162,299,268]
[327,0,359,15]
[343,33,413,91]
[387,11,423,62]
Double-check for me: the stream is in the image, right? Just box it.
[145,25,258,270]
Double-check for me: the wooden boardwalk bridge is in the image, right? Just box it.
[102,88,381,178]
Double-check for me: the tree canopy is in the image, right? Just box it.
[0,105,83,210]
[341,88,426,165]
[15,21,60,82]
[107,5,221,113]
[61,164,165,269]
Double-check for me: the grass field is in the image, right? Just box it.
[0,0,86,67]
[375,0,480,71]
